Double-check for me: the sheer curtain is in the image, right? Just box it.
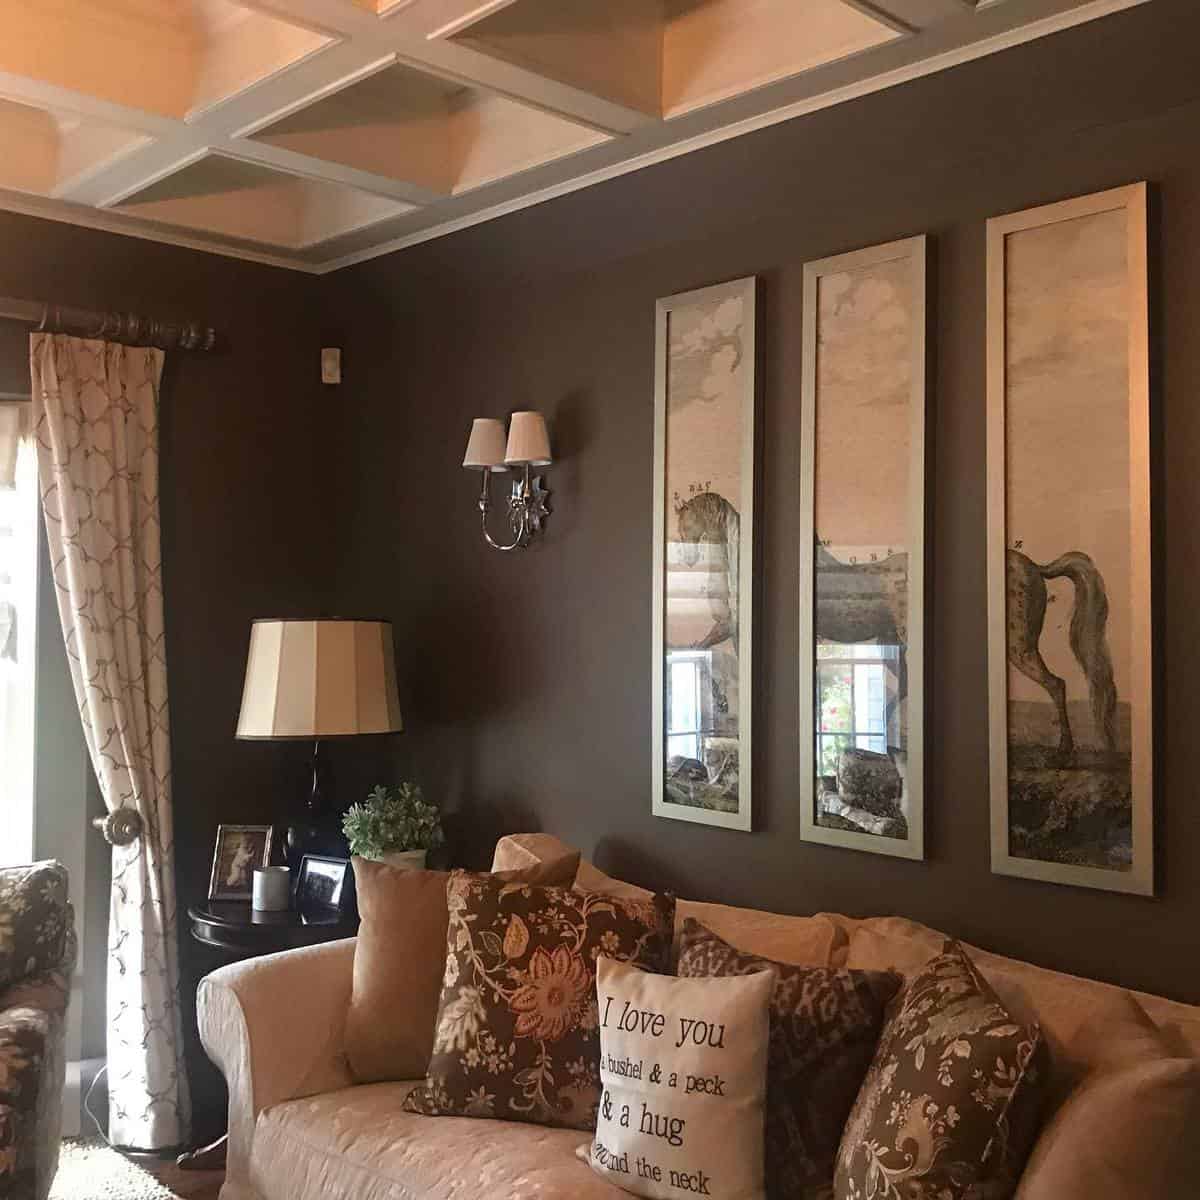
[30,334,189,1150]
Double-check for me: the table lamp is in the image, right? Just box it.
[236,618,403,865]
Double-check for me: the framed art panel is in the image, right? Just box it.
[799,236,927,859]
[987,183,1152,895]
[652,276,756,830]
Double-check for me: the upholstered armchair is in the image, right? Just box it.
[0,862,74,1200]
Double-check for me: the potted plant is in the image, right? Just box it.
[341,783,445,869]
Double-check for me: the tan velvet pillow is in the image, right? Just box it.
[346,850,579,1083]
[1017,995,1200,1199]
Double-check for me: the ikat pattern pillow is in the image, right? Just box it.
[579,956,774,1200]
[677,918,902,1200]
[834,942,1047,1200]
[403,870,674,1131]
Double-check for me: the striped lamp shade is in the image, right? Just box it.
[235,619,403,739]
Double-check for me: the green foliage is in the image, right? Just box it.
[341,782,445,859]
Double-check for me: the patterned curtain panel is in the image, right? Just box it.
[30,334,190,1150]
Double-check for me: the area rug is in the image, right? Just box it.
[50,1138,179,1200]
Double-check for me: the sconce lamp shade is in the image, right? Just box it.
[462,418,509,471]
[504,411,552,466]
[236,619,403,739]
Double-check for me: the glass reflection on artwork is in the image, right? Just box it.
[800,238,925,858]
[653,278,755,829]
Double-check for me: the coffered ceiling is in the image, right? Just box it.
[0,0,1144,273]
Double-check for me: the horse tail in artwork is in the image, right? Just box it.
[1036,551,1117,752]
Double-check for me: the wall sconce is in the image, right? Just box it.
[462,411,553,552]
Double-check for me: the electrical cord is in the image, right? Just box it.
[83,1062,111,1145]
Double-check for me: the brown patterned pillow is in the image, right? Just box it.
[403,870,674,1131]
[835,942,1047,1200]
[677,918,901,1200]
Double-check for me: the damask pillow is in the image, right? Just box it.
[677,918,901,1200]
[403,871,675,1130]
[835,942,1047,1200]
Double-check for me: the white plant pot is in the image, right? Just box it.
[373,849,427,870]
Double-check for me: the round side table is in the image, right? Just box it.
[188,901,357,958]
[178,901,358,1170]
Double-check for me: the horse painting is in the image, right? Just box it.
[674,490,740,653]
[815,545,910,732]
[1006,549,1117,760]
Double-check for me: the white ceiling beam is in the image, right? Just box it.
[221,141,441,206]
[417,0,526,40]
[843,0,977,32]
[407,38,653,134]
[0,70,180,137]
[202,45,398,139]
[237,0,379,39]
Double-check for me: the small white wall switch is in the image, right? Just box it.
[321,347,341,384]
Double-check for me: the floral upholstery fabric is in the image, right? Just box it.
[0,862,74,1200]
[835,943,1046,1200]
[0,864,68,992]
[404,872,674,1131]
[676,918,901,1200]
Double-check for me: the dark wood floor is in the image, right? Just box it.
[144,1158,224,1200]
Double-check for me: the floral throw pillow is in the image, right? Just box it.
[835,942,1047,1200]
[403,871,675,1131]
[677,918,901,1200]
[0,862,69,991]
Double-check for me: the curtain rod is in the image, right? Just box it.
[0,296,217,352]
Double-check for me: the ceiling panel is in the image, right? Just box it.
[112,153,412,247]
[0,0,330,119]
[0,0,1145,270]
[249,62,609,195]
[0,99,148,197]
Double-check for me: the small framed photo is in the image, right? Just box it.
[295,855,352,914]
[208,824,274,901]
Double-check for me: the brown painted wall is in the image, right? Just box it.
[327,0,1200,1008]
[5,0,1200,1139]
[0,215,333,1138]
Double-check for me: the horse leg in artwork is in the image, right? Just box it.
[1009,645,1074,761]
[1007,550,1074,761]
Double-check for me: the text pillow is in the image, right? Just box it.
[677,918,901,1199]
[579,956,774,1200]
[835,942,1047,1200]
[403,871,674,1130]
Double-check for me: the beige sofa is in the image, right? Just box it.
[198,835,1200,1200]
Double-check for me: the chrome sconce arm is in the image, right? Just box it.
[477,464,551,552]
[463,412,554,552]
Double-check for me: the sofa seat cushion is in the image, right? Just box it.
[249,1082,630,1200]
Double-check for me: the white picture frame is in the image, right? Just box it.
[798,235,927,860]
[987,183,1152,895]
[651,276,756,831]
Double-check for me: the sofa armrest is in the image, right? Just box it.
[197,939,356,1185]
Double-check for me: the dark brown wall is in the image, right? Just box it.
[0,215,333,1138]
[327,0,1200,1007]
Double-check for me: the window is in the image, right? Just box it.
[0,404,37,866]
[666,650,712,764]
[815,640,900,779]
